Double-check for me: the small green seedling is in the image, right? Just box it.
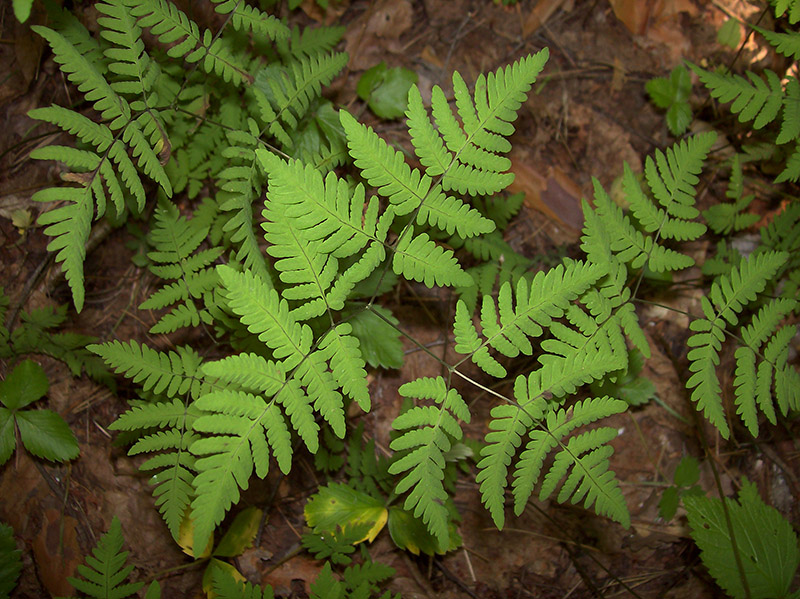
[646,65,692,136]
[658,455,703,520]
[0,359,79,465]
[357,62,418,119]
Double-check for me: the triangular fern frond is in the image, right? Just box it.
[217,127,272,284]
[687,251,789,438]
[453,261,605,378]
[408,51,548,196]
[252,51,348,148]
[388,377,470,550]
[690,64,783,130]
[127,0,252,85]
[68,516,144,599]
[111,398,199,540]
[139,204,222,334]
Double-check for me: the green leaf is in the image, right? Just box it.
[358,62,419,119]
[388,507,449,555]
[346,306,404,369]
[305,483,388,543]
[13,0,33,23]
[16,410,80,463]
[0,522,22,598]
[685,479,800,599]
[214,507,262,557]
[673,456,700,487]
[646,77,673,109]
[0,409,14,466]
[0,359,49,410]
[658,486,680,521]
[718,18,741,49]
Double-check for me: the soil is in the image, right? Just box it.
[1,1,798,598]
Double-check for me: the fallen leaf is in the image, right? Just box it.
[344,0,414,70]
[522,0,573,36]
[32,509,81,597]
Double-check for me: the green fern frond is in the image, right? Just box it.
[752,24,800,60]
[217,265,345,435]
[276,24,346,60]
[687,251,789,438]
[139,205,222,333]
[217,127,272,284]
[453,261,605,378]
[408,50,548,196]
[126,0,252,85]
[642,132,715,226]
[703,154,760,235]
[388,377,470,550]
[89,340,208,399]
[33,186,93,312]
[690,64,783,130]
[97,0,153,98]
[252,52,348,148]
[515,397,628,525]
[210,0,289,41]
[212,568,274,599]
[770,0,800,22]
[68,516,144,599]
[393,227,474,288]
[777,78,800,145]
[111,398,199,539]
[318,323,371,411]
[32,24,130,125]
[191,390,291,554]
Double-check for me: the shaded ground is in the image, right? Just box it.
[1,0,798,597]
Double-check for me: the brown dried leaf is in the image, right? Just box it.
[32,509,81,597]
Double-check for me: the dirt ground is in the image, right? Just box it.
[1,0,798,597]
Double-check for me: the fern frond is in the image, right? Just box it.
[276,24,346,60]
[68,517,144,599]
[210,0,289,41]
[752,23,800,60]
[33,186,93,312]
[217,127,271,283]
[127,0,252,85]
[139,205,222,333]
[32,24,130,125]
[217,266,347,435]
[687,251,789,438]
[690,64,783,130]
[252,52,348,148]
[770,0,800,22]
[97,0,153,98]
[191,391,291,554]
[111,398,199,539]
[393,228,474,288]
[317,323,370,412]
[388,377,470,549]
[454,261,605,377]
[409,51,548,196]
[89,340,208,399]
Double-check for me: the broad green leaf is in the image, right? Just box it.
[357,62,419,119]
[0,359,49,410]
[685,479,800,599]
[12,0,33,23]
[346,306,404,369]
[717,18,741,49]
[0,409,14,466]
[15,410,80,462]
[214,507,262,557]
[387,507,460,555]
[304,483,388,543]
[673,456,700,487]
[658,486,680,521]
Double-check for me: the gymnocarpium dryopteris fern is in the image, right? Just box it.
[88,51,549,555]
[579,131,799,440]
[688,2,800,183]
[29,0,347,311]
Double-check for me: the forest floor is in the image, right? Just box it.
[1,0,798,598]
